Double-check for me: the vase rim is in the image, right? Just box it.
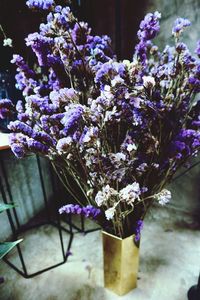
[102,230,135,241]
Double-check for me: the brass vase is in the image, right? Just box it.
[102,231,140,296]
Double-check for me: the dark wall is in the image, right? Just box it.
[77,0,148,60]
[0,0,148,65]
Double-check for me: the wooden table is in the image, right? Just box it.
[0,133,10,150]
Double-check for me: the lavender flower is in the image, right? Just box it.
[61,106,83,136]
[172,18,191,36]
[137,11,161,41]
[11,55,35,77]
[95,62,126,88]
[27,138,49,154]
[25,33,54,66]
[134,11,160,66]
[0,99,14,119]
[195,41,200,58]
[56,137,73,153]
[26,0,55,10]
[8,121,35,137]
[8,133,28,158]
[59,204,101,219]
[135,220,143,242]
[35,131,56,146]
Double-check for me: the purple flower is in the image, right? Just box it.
[25,33,54,66]
[182,51,196,70]
[9,133,28,158]
[11,55,35,78]
[10,144,26,158]
[27,95,58,114]
[27,138,49,154]
[137,11,161,41]
[61,106,83,136]
[59,204,101,219]
[135,40,148,65]
[35,131,56,146]
[0,99,14,119]
[3,7,200,237]
[16,100,24,113]
[56,137,73,153]
[26,0,55,10]
[71,22,89,45]
[8,121,35,137]
[172,18,191,35]
[176,42,187,53]
[188,76,200,92]
[195,41,200,58]
[135,220,143,242]
[95,62,126,87]
[169,141,187,159]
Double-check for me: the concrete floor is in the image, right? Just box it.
[0,207,200,300]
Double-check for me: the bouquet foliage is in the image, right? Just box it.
[1,1,200,238]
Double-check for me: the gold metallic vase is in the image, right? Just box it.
[102,231,140,296]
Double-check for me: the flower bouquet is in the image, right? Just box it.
[1,0,200,295]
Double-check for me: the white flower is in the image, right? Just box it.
[142,76,156,89]
[127,143,137,152]
[122,59,131,67]
[104,85,111,92]
[156,189,171,205]
[131,97,141,108]
[155,11,161,18]
[95,190,105,206]
[3,38,13,47]
[111,75,124,87]
[104,106,117,122]
[95,185,118,207]
[119,182,141,205]
[105,207,116,220]
[82,127,98,143]
[102,85,114,100]
[112,152,126,162]
[56,137,73,153]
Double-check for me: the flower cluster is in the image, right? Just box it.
[59,204,100,219]
[135,220,143,242]
[0,99,15,119]
[26,0,55,10]
[2,3,200,238]
[155,189,171,206]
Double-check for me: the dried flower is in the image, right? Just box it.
[142,76,156,88]
[119,183,141,205]
[59,204,101,219]
[3,5,200,238]
[135,220,143,242]
[172,18,191,36]
[3,38,13,47]
[155,189,171,205]
[26,0,55,10]
[105,207,116,220]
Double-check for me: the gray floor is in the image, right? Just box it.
[0,207,200,300]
